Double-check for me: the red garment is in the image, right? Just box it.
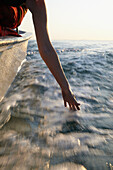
[0,3,27,36]
[0,26,21,36]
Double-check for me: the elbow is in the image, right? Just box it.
[38,42,54,58]
[39,44,52,59]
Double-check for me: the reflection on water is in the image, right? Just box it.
[0,40,113,169]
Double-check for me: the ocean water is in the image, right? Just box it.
[0,40,113,170]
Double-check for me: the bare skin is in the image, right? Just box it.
[26,0,80,111]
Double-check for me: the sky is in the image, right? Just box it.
[19,0,113,40]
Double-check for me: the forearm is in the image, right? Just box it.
[26,0,80,110]
[38,38,69,90]
[34,25,69,90]
[30,0,70,91]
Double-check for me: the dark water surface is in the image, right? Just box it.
[0,40,113,170]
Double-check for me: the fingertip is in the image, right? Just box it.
[64,101,67,107]
[77,103,81,110]
[72,105,76,111]
[77,106,80,110]
[69,103,73,110]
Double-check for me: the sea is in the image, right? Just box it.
[0,40,113,170]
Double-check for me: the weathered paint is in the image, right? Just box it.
[0,32,31,101]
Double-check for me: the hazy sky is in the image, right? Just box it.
[19,0,113,40]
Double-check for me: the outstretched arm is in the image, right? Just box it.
[26,0,80,110]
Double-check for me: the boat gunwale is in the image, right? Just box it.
[0,32,32,46]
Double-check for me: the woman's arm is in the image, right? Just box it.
[26,0,80,110]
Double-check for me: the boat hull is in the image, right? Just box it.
[0,32,31,102]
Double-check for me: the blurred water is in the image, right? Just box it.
[0,40,113,170]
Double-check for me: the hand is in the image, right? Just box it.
[61,88,80,111]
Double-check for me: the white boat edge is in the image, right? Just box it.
[0,31,32,102]
[0,31,32,46]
